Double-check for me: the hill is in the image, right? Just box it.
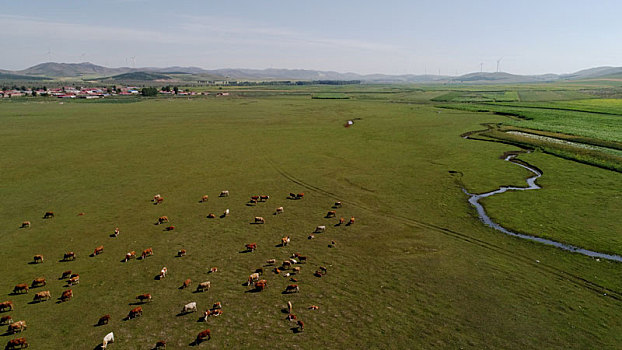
[94,71,174,82]
[18,62,129,77]
[0,72,52,81]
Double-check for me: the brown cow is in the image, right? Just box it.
[209,267,218,273]
[67,275,79,286]
[98,314,111,325]
[61,270,72,279]
[20,221,30,228]
[0,315,12,325]
[60,289,73,302]
[285,284,299,293]
[339,217,345,225]
[8,320,27,334]
[333,201,342,208]
[206,213,216,218]
[196,329,211,342]
[254,216,265,224]
[31,278,46,288]
[113,227,120,237]
[63,251,76,261]
[13,284,28,294]
[33,291,51,302]
[282,261,291,269]
[326,210,336,218]
[265,259,276,265]
[181,279,192,289]
[251,195,260,201]
[165,226,175,231]
[308,305,319,310]
[200,195,209,202]
[128,306,142,319]
[286,313,297,321]
[177,249,186,257]
[155,196,164,204]
[245,243,257,252]
[259,195,270,202]
[5,337,28,349]
[141,248,153,259]
[254,280,267,291]
[157,216,169,225]
[297,320,304,331]
[0,301,14,312]
[93,246,104,256]
[196,281,211,292]
[349,216,355,225]
[155,340,166,349]
[124,251,136,262]
[43,211,54,219]
[296,193,304,199]
[281,236,290,247]
[33,255,44,264]
[136,294,152,303]
[212,302,222,310]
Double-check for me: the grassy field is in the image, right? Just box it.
[1,90,622,349]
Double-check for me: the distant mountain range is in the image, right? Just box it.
[2,62,622,84]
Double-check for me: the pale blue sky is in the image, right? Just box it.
[1,0,620,75]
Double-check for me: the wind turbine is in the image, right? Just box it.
[47,48,52,62]
[480,62,483,73]
[131,56,136,68]
[496,57,503,73]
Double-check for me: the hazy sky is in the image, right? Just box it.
[1,0,621,75]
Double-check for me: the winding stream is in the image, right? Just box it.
[465,153,622,262]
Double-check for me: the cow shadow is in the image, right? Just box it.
[176,311,191,317]
[249,222,262,225]
[93,344,105,350]
[109,234,117,238]
[244,288,262,294]
[291,327,302,334]
[334,223,342,227]
[220,214,227,219]
[345,222,352,226]
[27,300,42,305]
[196,316,205,323]
[238,250,252,254]
[129,301,144,306]
[27,261,39,265]
[275,243,285,247]
[245,203,255,207]
[281,308,290,314]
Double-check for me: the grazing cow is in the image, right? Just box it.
[155,196,164,204]
[286,314,297,321]
[285,284,299,293]
[319,266,328,275]
[141,248,153,259]
[201,195,209,202]
[196,329,211,342]
[181,279,192,289]
[247,273,260,285]
[0,315,12,325]
[333,201,342,208]
[196,281,211,292]
[13,284,28,294]
[113,228,120,237]
[245,243,257,252]
[339,217,345,225]
[297,320,304,331]
[308,234,315,239]
[287,301,293,313]
[297,256,307,263]
[219,190,229,197]
[254,216,265,224]
[98,314,111,325]
[209,309,222,317]
[275,206,284,214]
[251,195,260,201]
[281,236,290,247]
[63,251,76,261]
[265,259,276,265]
[0,301,14,312]
[128,306,142,319]
[223,209,230,217]
[182,302,197,313]
[296,193,304,199]
[314,271,323,278]
[209,267,218,273]
[8,320,27,334]
[31,278,46,288]
[259,195,270,202]
[153,194,162,202]
[254,280,267,291]
[273,267,281,274]
[124,251,136,262]
[289,192,296,199]
[212,302,222,310]
[314,225,326,233]
[177,249,186,257]
[43,211,54,219]
[155,340,166,349]
[165,226,175,231]
[309,305,319,310]
[33,255,44,264]
[78,212,86,216]
[282,261,292,269]
[68,275,80,286]
[61,270,72,279]
[102,332,114,349]
[137,294,152,303]
[159,267,167,279]
[5,337,28,349]
[60,289,73,302]
[207,213,216,218]
[293,267,301,273]
[93,246,104,256]
[20,221,30,228]
[255,267,264,275]
[349,216,355,225]
[326,210,336,218]
[157,216,169,225]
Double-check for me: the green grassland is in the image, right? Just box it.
[1,89,622,349]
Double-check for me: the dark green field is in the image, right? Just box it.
[1,87,621,349]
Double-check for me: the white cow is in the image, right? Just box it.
[183,302,197,313]
[102,332,114,349]
[315,225,326,233]
[160,267,167,279]
[220,190,229,197]
[248,273,260,285]
[224,209,230,216]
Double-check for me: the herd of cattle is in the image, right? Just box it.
[3,191,355,348]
